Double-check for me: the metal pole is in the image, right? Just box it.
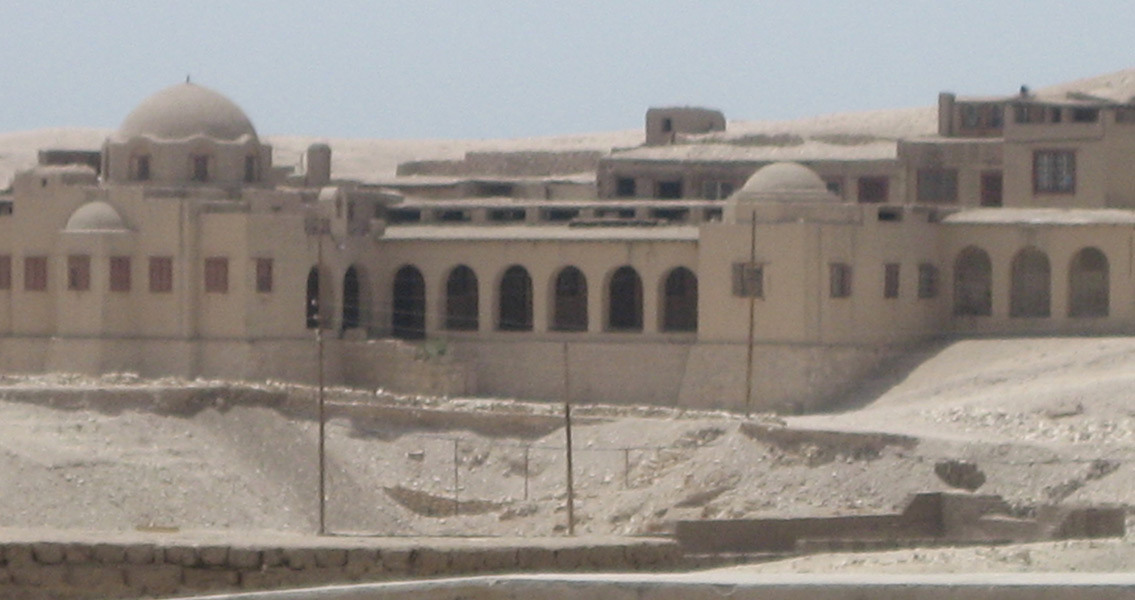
[562,341,575,535]
[743,217,757,417]
[624,448,631,489]
[523,445,530,501]
[453,438,460,516]
[316,224,327,536]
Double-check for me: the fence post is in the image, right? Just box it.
[523,445,530,501]
[624,448,631,489]
[453,438,460,516]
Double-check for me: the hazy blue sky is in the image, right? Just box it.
[1,1,1130,140]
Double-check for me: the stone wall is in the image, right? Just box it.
[0,534,680,600]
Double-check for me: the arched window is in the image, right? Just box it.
[392,265,426,339]
[342,266,361,330]
[608,266,643,331]
[662,267,697,332]
[1010,247,1051,318]
[445,265,479,330]
[305,267,320,329]
[552,267,587,331]
[1068,247,1109,318]
[498,265,532,331]
[953,247,992,316]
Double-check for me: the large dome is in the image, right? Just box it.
[732,162,838,204]
[117,83,258,142]
[65,201,128,232]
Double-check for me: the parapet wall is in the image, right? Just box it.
[396,151,603,177]
[0,534,680,600]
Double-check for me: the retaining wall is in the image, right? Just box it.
[0,533,680,600]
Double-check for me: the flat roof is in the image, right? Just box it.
[944,208,1135,225]
[606,141,897,163]
[381,224,699,242]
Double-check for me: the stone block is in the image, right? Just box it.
[313,547,347,568]
[92,543,127,564]
[516,547,554,570]
[10,564,66,587]
[344,548,378,578]
[408,548,448,576]
[64,564,125,590]
[381,548,410,573]
[63,544,92,564]
[5,545,33,568]
[261,548,285,567]
[240,567,301,590]
[283,548,316,570]
[124,544,157,565]
[0,566,11,583]
[446,550,481,574]
[227,548,262,570]
[198,545,229,567]
[125,565,183,597]
[183,567,239,591]
[164,546,200,567]
[482,547,518,571]
[31,542,65,565]
[553,547,584,570]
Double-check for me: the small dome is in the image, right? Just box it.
[732,162,838,204]
[65,201,128,232]
[117,83,258,142]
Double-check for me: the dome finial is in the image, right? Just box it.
[185,73,191,84]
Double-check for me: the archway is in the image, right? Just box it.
[608,266,643,331]
[392,265,426,339]
[1068,247,1109,318]
[1010,247,1051,318]
[552,266,587,331]
[342,266,361,330]
[662,267,697,332]
[498,265,532,331]
[953,247,992,316]
[445,265,479,330]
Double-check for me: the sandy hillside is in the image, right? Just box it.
[0,337,1132,570]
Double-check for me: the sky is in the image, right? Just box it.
[0,1,1131,140]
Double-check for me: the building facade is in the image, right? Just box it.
[3,75,1135,413]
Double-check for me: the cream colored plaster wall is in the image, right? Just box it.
[944,223,1135,334]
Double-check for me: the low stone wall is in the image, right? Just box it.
[396,151,602,177]
[170,572,1135,600]
[0,532,680,600]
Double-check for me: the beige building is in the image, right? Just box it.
[3,75,1135,413]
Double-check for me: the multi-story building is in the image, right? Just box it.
[2,71,1134,413]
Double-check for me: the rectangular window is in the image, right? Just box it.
[204,257,228,293]
[857,176,889,203]
[191,155,209,182]
[255,258,273,293]
[1014,104,1045,124]
[916,169,958,204]
[1034,150,1075,194]
[0,255,10,290]
[884,263,900,299]
[656,180,682,199]
[67,255,90,291]
[731,262,764,298]
[829,263,852,298]
[825,179,843,198]
[918,264,938,299]
[1071,108,1099,123]
[701,181,734,200]
[110,256,131,292]
[149,256,173,293]
[131,155,151,181]
[981,171,1003,206]
[615,178,637,197]
[244,155,257,183]
[24,256,47,292]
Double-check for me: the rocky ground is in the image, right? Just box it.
[0,337,1134,573]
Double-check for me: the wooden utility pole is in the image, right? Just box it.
[562,341,575,535]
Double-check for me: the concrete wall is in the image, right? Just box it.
[396,151,602,177]
[0,534,680,600]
